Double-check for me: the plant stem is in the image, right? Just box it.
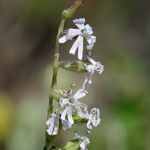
[49,18,65,112]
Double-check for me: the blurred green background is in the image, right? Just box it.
[0,0,150,150]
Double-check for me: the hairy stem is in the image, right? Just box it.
[49,18,65,111]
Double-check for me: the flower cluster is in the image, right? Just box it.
[46,18,104,150]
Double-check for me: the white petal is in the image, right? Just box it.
[74,134,90,150]
[80,143,86,150]
[83,24,93,35]
[86,120,93,134]
[61,106,73,130]
[73,89,88,100]
[87,44,94,50]
[95,62,104,74]
[81,138,90,150]
[67,108,74,124]
[88,79,92,84]
[86,36,96,47]
[53,117,59,135]
[92,118,101,127]
[85,64,95,74]
[69,36,81,55]
[46,117,52,126]
[61,106,70,121]
[82,77,88,89]
[59,98,69,107]
[76,105,87,118]
[77,35,84,60]
[86,107,101,132]
[61,119,72,130]
[73,18,85,30]
[88,57,97,66]
[90,36,96,44]
[86,36,96,51]
[59,35,67,43]
[66,28,81,40]
[46,117,55,135]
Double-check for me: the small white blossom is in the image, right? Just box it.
[46,111,60,136]
[59,18,96,60]
[86,108,101,134]
[74,133,90,150]
[83,57,104,86]
[59,88,88,130]
[85,57,104,75]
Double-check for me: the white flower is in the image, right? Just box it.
[46,111,60,136]
[86,108,101,134]
[85,57,104,75]
[59,88,88,130]
[83,57,104,87]
[59,18,96,60]
[74,133,90,150]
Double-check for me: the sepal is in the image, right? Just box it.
[73,113,88,124]
[62,140,80,150]
[53,89,68,100]
[59,61,87,73]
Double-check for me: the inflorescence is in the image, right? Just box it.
[46,18,104,150]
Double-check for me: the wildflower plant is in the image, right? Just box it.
[44,0,104,149]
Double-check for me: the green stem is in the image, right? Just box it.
[49,18,65,111]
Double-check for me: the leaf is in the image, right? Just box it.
[59,61,87,73]
[63,140,80,150]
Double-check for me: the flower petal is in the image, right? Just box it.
[69,36,81,55]
[53,117,59,135]
[86,44,94,50]
[82,77,88,89]
[95,62,104,74]
[86,120,93,134]
[61,106,70,121]
[59,35,67,43]
[59,98,69,107]
[73,18,85,30]
[61,106,73,130]
[87,35,96,44]
[84,64,95,74]
[76,105,87,118]
[61,119,72,130]
[77,35,84,60]
[74,133,90,150]
[86,36,96,50]
[46,117,55,135]
[67,28,81,39]
[67,108,74,124]
[46,117,52,126]
[46,112,60,136]
[83,24,93,35]
[88,57,97,66]
[73,89,88,100]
